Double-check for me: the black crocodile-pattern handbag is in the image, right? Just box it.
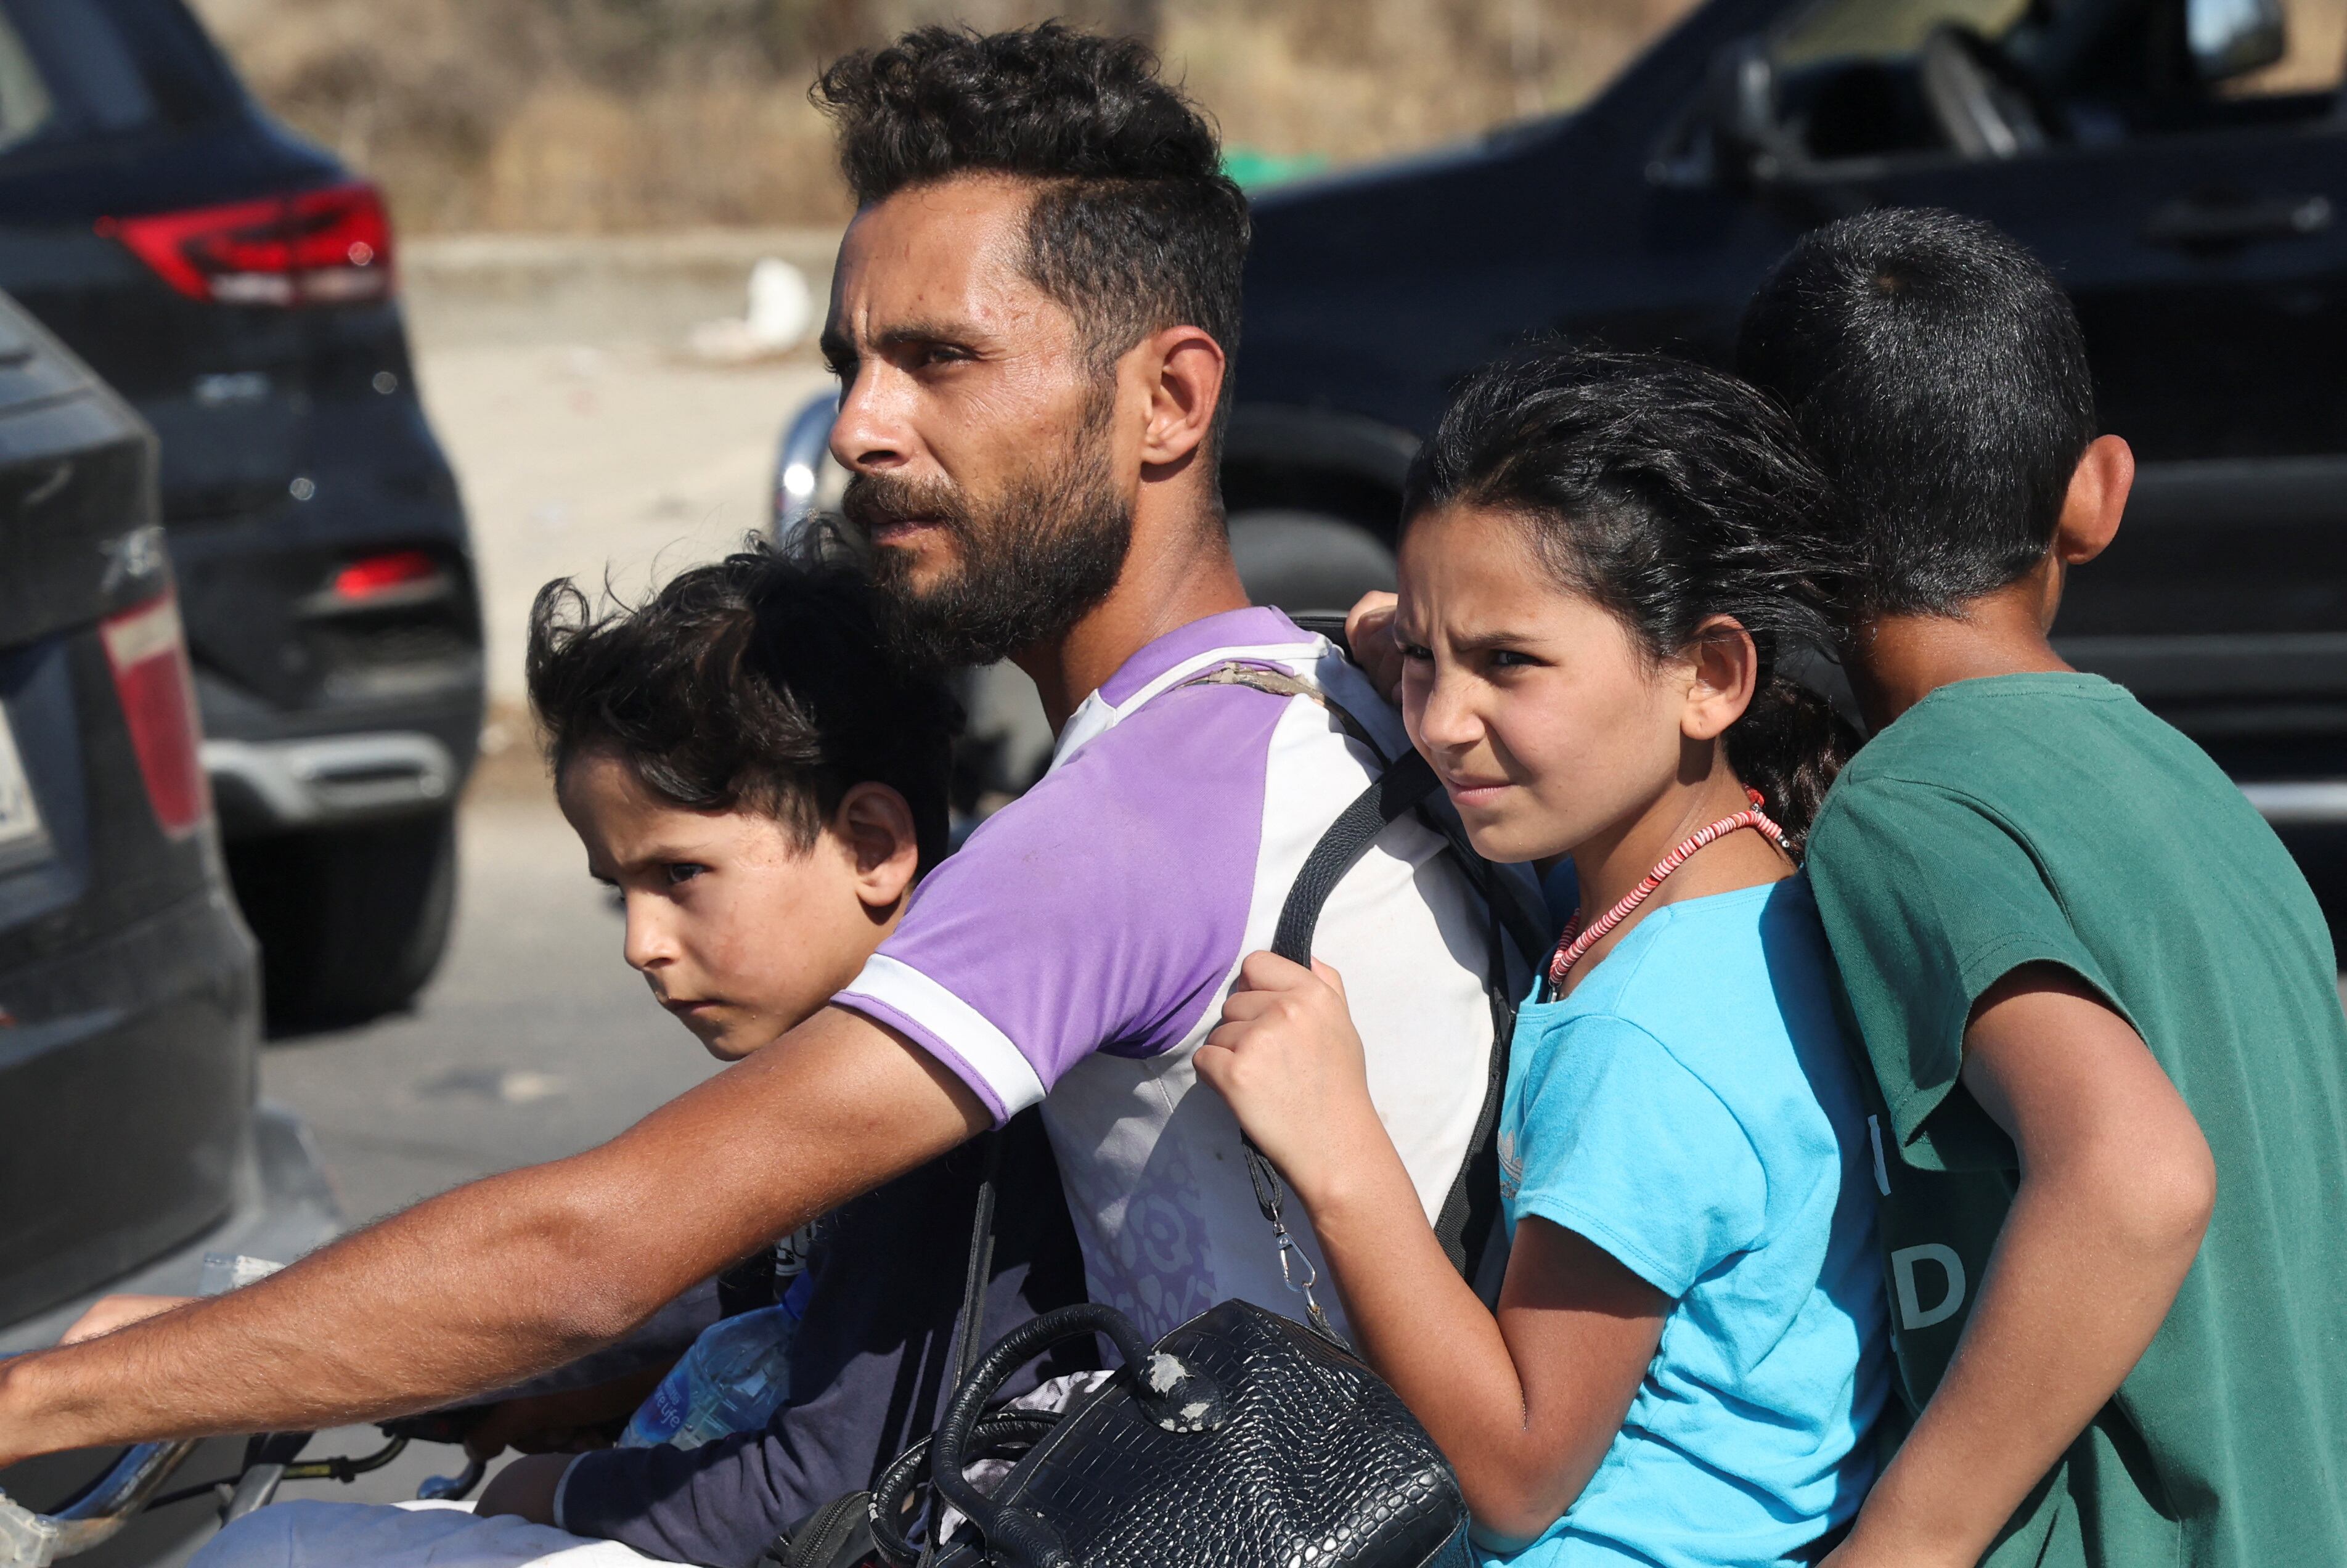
[887,1299,1472,1568]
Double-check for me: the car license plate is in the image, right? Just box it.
[0,704,50,873]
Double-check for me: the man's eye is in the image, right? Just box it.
[1488,648,1540,669]
[665,863,709,886]
[1398,641,1434,663]
[913,343,971,369]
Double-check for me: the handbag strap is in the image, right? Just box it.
[923,1303,1223,1568]
[918,1129,1003,1568]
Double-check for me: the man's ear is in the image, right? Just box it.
[1134,325,1225,470]
[832,781,921,915]
[1680,616,1760,743]
[2055,434,2133,566]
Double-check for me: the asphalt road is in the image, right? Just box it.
[247,779,721,1511]
[261,788,716,1223]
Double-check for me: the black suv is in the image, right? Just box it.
[1233,0,2347,830]
[0,0,482,1024]
[0,287,339,1567]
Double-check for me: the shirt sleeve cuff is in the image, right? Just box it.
[1512,1191,1699,1301]
[833,953,1048,1126]
[549,1453,585,1534]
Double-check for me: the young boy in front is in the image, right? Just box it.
[1737,208,2347,1567]
[176,540,1089,1568]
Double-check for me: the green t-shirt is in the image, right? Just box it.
[1805,672,2347,1567]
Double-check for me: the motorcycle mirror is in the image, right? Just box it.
[1704,36,1801,185]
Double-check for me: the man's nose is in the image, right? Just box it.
[829,363,912,474]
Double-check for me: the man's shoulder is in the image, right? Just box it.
[893,672,1333,947]
[991,677,1305,844]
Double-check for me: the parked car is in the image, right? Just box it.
[1231,0,2347,835]
[0,0,483,1026]
[0,288,340,1568]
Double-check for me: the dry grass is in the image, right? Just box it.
[184,0,1699,232]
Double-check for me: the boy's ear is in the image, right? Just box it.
[2055,434,2133,567]
[1680,616,1760,743]
[833,782,921,915]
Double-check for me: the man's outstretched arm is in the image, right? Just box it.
[0,1007,986,1466]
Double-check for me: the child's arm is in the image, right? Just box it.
[1825,965,2215,1568]
[1197,954,1669,1547]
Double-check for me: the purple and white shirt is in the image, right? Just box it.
[835,607,1500,1339]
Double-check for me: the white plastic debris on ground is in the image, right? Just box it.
[687,258,812,363]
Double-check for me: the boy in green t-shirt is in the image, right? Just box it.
[1737,208,2347,1567]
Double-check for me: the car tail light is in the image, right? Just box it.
[97,181,395,307]
[100,592,210,838]
[331,549,442,603]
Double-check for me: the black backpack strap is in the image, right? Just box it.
[1235,751,1445,1336]
[1263,753,1531,1294]
[1434,896,1519,1294]
[1269,750,1441,961]
[1182,656,1543,1306]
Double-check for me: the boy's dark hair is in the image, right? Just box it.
[1734,207,2098,619]
[1405,346,1856,847]
[812,23,1250,446]
[526,536,962,872]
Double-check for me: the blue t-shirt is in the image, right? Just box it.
[1491,876,1888,1568]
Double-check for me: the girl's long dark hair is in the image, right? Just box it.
[1402,347,1857,849]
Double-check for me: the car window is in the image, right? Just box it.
[1760,0,2346,167]
[0,0,240,158]
[1774,0,2035,66]
[2213,0,2347,99]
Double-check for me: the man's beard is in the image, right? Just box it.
[844,430,1133,671]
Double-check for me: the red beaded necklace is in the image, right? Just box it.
[1547,788,1787,992]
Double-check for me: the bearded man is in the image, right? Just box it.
[0,23,1507,1561]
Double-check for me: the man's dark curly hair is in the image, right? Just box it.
[813,23,1250,442]
[527,534,962,872]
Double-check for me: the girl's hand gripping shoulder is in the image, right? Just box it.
[1195,951,1394,1206]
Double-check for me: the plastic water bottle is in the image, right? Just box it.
[618,1300,798,1450]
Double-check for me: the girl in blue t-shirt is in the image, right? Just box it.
[1198,348,1889,1568]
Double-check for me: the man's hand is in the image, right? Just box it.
[474,1452,575,1527]
[461,1366,671,1461]
[1195,952,1386,1206]
[0,1007,986,1466]
[1344,592,1402,703]
[60,1296,191,1346]
[1827,964,2214,1567]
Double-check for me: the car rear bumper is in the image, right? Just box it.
[203,732,459,834]
[193,665,480,839]
[0,1103,341,1355]
[2239,782,2347,825]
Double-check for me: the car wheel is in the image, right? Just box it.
[1227,509,1397,616]
[227,807,459,1031]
